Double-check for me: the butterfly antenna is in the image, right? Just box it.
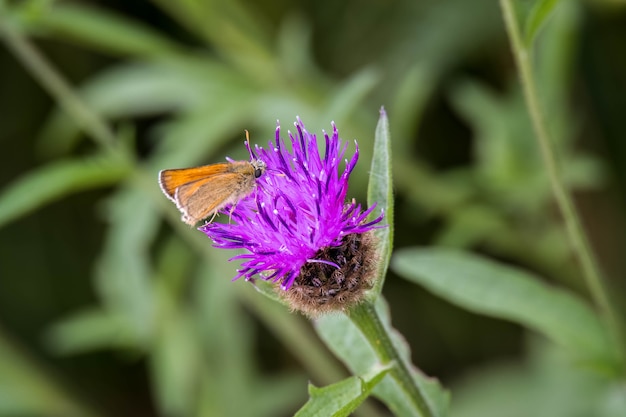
[244,129,258,160]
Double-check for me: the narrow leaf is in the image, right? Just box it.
[392,248,616,367]
[19,3,179,57]
[367,107,394,294]
[0,330,101,417]
[151,310,202,417]
[250,278,285,305]
[524,0,562,46]
[295,364,390,417]
[0,154,129,229]
[316,298,449,417]
[93,186,160,344]
[322,67,380,123]
[45,309,137,354]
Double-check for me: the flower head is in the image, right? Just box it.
[201,118,383,314]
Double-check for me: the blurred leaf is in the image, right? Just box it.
[367,108,393,295]
[0,329,101,417]
[524,0,562,46]
[153,233,195,298]
[449,78,602,215]
[37,60,253,157]
[451,338,625,417]
[390,64,436,155]
[146,235,205,416]
[448,80,547,211]
[563,153,606,189]
[151,97,255,169]
[150,0,277,83]
[435,203,505,248]
[295,364,391,417]
[277,13,318,81]
[384,0,502,75]
[445,1,604,282]
[17,2,179,57]
[46,309,138,354]
[533,0,582,144]
[321,67,380,124]
[189,257,306,417]
[77,62,208,115]
[93,186,160,346]
[316,298,449,417]
[150,308,202,416]
[0,153,129,229]
[249,373,310,417]
[238,283,354,390]
[393,159,472,218]
[392,248,617,368]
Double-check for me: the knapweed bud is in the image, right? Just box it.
[201,119,384,316]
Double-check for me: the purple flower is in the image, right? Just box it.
[200,118,383,294]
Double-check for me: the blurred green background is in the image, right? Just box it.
[0,0,625,416]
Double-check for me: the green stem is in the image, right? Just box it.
[499,0,625,367]
[349,301,434,417]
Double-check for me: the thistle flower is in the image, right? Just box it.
[201,118,383,315]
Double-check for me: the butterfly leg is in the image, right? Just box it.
[208,211,219,223]
[228,204,238,224]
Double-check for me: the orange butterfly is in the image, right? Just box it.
[159,135,266,225]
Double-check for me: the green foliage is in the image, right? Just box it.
[524,0,563,46]
[316,299,450,417]
[392,248,617,369]
[0,153,130,228]
[368,108,394,295]
[295,364,391,417]
[451,339,625,417]
[17,2,180,57]
[0,0,624,415]
[0,331,101,417]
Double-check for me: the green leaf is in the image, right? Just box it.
[392,248,617,368]
[451,339,626,417]
[18,3,179,57]
[37,58,255,159]
[524,0,562,46]
[316,298,449,417]
[151,309,203,417]
[45,309,138,354]
[0,330,100,417]
[390,64,436,156]
[193,260,307,417]
[93,186,160,345]
[321,67,380,124]
[295,364,391,417]
[0,153,129,229]
[367,107,394,294]
[250,278,285,305]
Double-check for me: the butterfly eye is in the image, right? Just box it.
[254,168,263,178]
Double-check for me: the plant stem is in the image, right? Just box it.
[499,0,625,367]
[349,301,434,417]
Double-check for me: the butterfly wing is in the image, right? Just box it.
[159,164,230,201]
[160,161,257,225]
[175,172,243,224]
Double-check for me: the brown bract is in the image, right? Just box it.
[277,231,380,318]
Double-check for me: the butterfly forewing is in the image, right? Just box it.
[158,160,265,225]
[159,164,231,200]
